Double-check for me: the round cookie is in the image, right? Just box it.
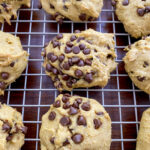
[42,29,117,91]
[40,0,103,22]
[112,0,150,38]
[136,108,150,150]
[0,31,29,95]
[0,103,27,150]
[123,36,150,94]
[0,0,30,24]
[40,94,111,150]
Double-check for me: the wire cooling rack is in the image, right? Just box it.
[0,0,150,150]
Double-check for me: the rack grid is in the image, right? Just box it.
[0,0,149,150]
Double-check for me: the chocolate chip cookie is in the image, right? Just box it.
[42,29,117,91]
[0,31,29,95]
[0,103,27,150]
[40,0,103,22]
[123,36,150,94]
[40,94,111,150]
[112,0,150,38]
[136,108,150,150]
[0,0,30,24]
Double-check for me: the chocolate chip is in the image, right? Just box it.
[83,48,91,55]
[63,62,70,70]
[2,122,10,132]
[1,3,7,8]
[53,100,61,108]
[0,81,6,90]
[60,116,71,126]
[1,72,9,80]
[79,43,85,50]
[62,74,70,81]
[84,73,93,83]
[64,93,71,97]
[143,61,149,68]
[56,34,63,40]
[49,111,56,120]
[107,54,114,59]
[20,126,28,134]
[63,101,71,109]
[6,134,13,141]
[93,119,102,129]
[66,41,73,47]
[65,46,72,53]
[68,107,78,115]
[77,115,87,126]
[72,134,84,144]
[75,69,83,77]
[46,64,52,72]
[52,68,59,75]
[85,59,92,66]
[72,101,79,109]
[72,57,80,64]
[50,4,55,9]
[81,102,91,111]
[145,6,150,13]
[78,59,85,66]
[63,139,70,146]
[122,0,129,6]
[96,112,104,116]
[10,62,15,67]
[70,35,77,41]
[66,81,72,88]
[137,8,145,16]
[75,98,82,104]
[50,54,58,62]
[79,13,86,21]
[88,16,96,21]
[111,0,116,6]
[137,76,145,82]
[62,95,69,103]
[68,58,73,66]
[77,37,85,43]
[50,137,55,144]
[52,40,60,48]
[72,46,80,54]
[47,52,53,60]
[58,54,65,62]
[74,30,81,33]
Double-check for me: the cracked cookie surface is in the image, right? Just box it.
[136,108,150,150]
[0,0,30,24]
[40,0,103,22]
[40,94,111,150]
[0,31,29,95]
[123,36,150,94]
[0,103,27,150]
[112,0,150,38]
[42,29,117,91]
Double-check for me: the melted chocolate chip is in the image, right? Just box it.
[81,102,91,111]
[84,73,93,83]
[46,64,53,72]
[0,81,5,90]
[72,46,80,54]
[50,54,58,62]
[83,48,91,55]
[56,34,63,40]
[68,107,78,115]
[53,100,61,108]
[77,115,87,126]
[70,35,77,41]
[93,119,102,129]
[1,72,9,80]
[72,134,84,144]
[63,139,70,146]
[60,116,71,126]
[75,69,83,77]
[63,101,71,109]
[79,13,86,21]
[58,54,65,62]
[50,137,55,144]
[49,111,56,120]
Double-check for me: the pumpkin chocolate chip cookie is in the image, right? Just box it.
[42,29,117,91]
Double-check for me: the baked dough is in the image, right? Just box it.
[40,94,111,150]
[0,31,29,95]
[42,29,117,91]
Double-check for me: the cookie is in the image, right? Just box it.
[42,29,117,91]
[0,103,27,150]
[40,94,111,150]
[123,36,150,94]
[40,0,103,22]
[0,31,29,95]
[112,0,150,38]
[0,0,30,24]
[136,108,150,150]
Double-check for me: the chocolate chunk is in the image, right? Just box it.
[81,102,91,111]
[75,69,83,77]
[72,46,80,54]
[66,41,73,47]
[68,107,78,115]
[122,0,129,6]
[77,115,87,126]
[85,59,92,66]
[53,100,61,108]
[63,101,71,109]
[83,48,91,55]
[72,57,80,64]
[62,95,69,103]
[46,64,52,72]
[60,116,71,126]
[56,34,63,40]
[49,111,56,120]
[62,74,70,81]
[96,112,104,116]
[79,43,85,50]
[1,72,9,80]
[2,122,10,132]
[84,73,93,83]
[52,68,59,75]
[0,81,5,90]
[63,62,70,70]
[74,30,81,33]
[143,61,149,68]
[10,62,15,67]
[78,59,85,66]
[72,134,84,144]
[50,137,55,144]
[70,35,77,41]
[58,54,65,62]
[137,8,145,16]
[65,46,72,53]
[93,119,102,129]
[63,139,70,146]
[137,76,145,82]
[79,13,86,21]
[20,126,28,134]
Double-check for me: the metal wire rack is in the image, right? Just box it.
[0,0,150,150]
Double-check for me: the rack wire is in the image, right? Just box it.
[0,0,149,149]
